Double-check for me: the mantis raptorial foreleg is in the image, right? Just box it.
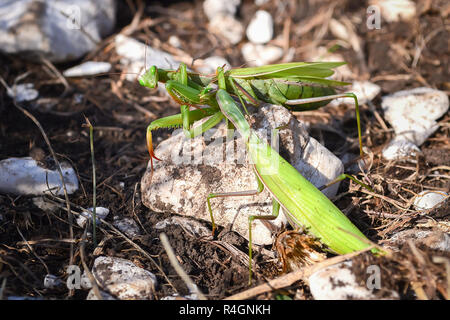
[145,106,220,172]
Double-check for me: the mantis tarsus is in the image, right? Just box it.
[207,68,373,283]
[139,61,364,173]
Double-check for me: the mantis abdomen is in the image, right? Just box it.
[232,78,337,111]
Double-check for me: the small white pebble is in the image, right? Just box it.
[241,43,283,66]
[168,35,181,48]
[330,81,381,106]
[203,0,241,21]
[63,61,111,77]
[76,207,110,228]
[92,256,157,300]
[115,35,179,82]
[382,136,421,160]
[0,157,78,196]
[309,261,399,300]
[209,14,244,44]
[196,56,230,74]
[44,274,63,289]
[371,0,416,23]
[73,93,84,104]
[246,10,273,44]
[381,87,449,147]
[32,197,59,213]
[7,83,39,102]
[66,130,76,138]
[81,271,93,289]
[413,191,448,210]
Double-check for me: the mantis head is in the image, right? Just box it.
[139,65,159,89]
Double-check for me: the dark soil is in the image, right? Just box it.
[0,0,448,300]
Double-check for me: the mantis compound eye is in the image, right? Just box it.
[149,66,158,87]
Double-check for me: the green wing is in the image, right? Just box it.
[228,62,347,81]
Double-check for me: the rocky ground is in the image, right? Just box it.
[0,0,448,300]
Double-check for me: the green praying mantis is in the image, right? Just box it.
[210,69,372,282]
[139,61,364,172]
[138,61,374,283]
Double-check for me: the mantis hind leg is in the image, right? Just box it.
[318,173,373,193]
[206,172,280,284]
[285,93,363,157]
[247,199,280,285]
[207,173,264,234]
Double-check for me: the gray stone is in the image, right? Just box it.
[241,43,283,66]
[43,274,63,289]
[63,61,111,77]
[381,87,449,160]
[0,0,116,62]
[0,157,78,196]
[413,191,448,211]
[112,216,141,238]
[208,14,244,45]
[309,260,399,300]
[5,83,39,102]
[76,207,110,228]
[246,10,274,44]
[203,0,241,21]
[387,229,450,252]
[92,256,157,300]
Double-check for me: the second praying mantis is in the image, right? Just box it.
[139,62,375,283]
[139,61,364,172]
[199,67,373,283]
